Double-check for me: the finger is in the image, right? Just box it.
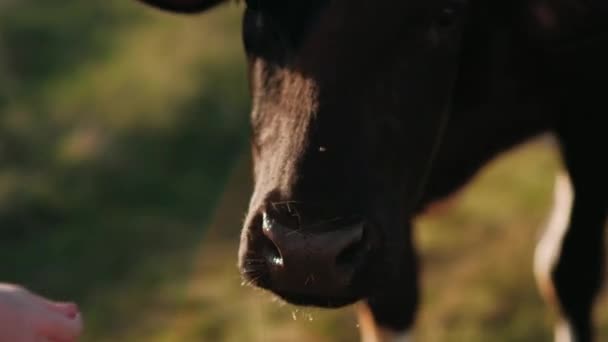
[47,302,80,319]
[38,310,83,342]
[33,294,81,319]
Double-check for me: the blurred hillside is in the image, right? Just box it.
[0,2,606,342]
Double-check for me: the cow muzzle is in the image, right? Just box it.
[239,208,375,307]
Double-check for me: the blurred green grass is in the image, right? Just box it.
[1,1,249,340]
[1,2,607,341]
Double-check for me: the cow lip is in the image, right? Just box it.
[272,290,362,308]
[240,241,380,305]
[240,267,365,308]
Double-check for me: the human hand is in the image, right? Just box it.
[0,283,83,342]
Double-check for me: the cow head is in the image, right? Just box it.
[139,0,469,308]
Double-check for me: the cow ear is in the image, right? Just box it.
[137,0,226,14]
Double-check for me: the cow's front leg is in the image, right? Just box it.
[357,228,419,342]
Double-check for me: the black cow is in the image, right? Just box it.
[137,0,608,341]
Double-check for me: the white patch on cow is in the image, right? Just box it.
[555,320,576,342]
[534,172,574,298]
[356,303,414,342]
[533,173,579,341]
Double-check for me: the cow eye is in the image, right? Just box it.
[437,7,457,27]
[434,1,467,29]
[243,3,288,62]
[243,8,266,52]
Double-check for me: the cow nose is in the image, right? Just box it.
[260,212,367,296]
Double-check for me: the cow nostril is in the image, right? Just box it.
[261,231,284,267]
[335,233,366,269]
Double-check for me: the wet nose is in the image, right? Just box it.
[260,211,368,296]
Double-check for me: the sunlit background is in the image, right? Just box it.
[0,1,606,341]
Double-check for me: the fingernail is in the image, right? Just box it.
[59,302,80,318]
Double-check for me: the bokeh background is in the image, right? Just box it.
[0,1,606,341]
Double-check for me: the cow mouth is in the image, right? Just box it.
[240,255,374,309]
[273,291,363,308]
